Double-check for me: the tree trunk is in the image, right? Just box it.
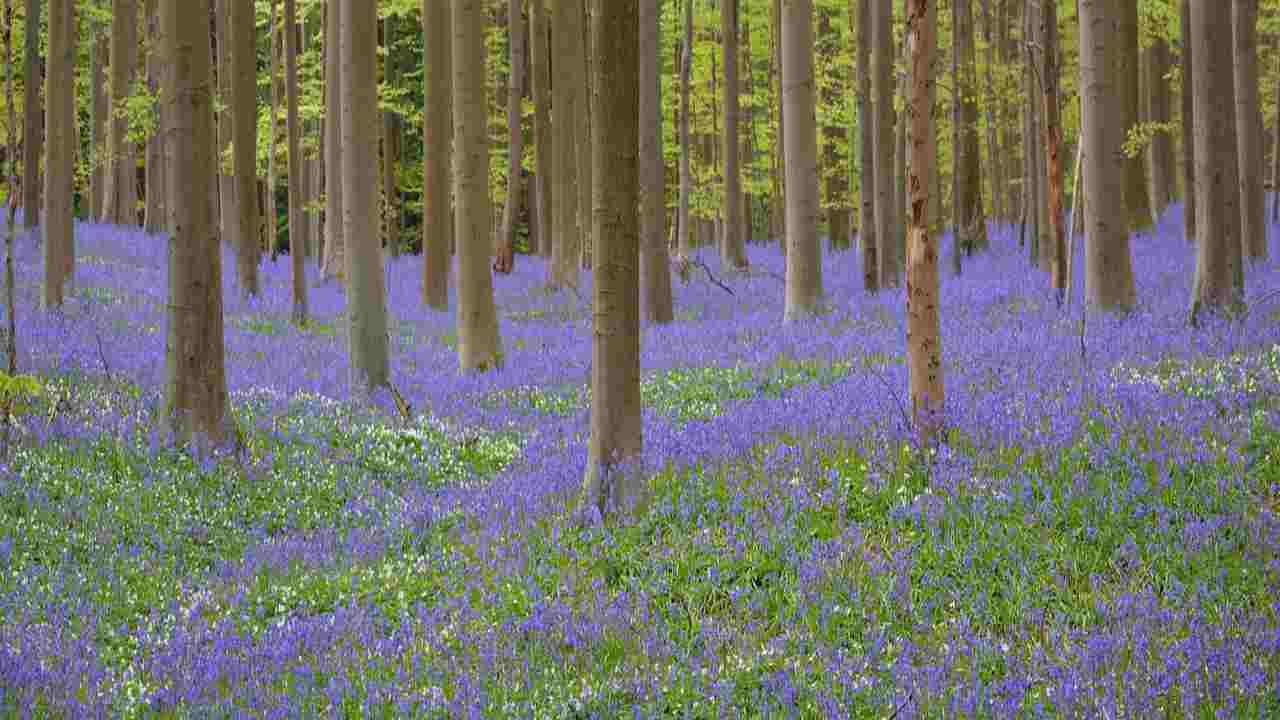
[577,1,593,271]
[906,0,941,442]
[495,0,522,274]
[284,0,306,323]
[41,0,73,309]
[1041,0,1065,295]
[953,0,985,257]
[422,0,451,308]
[857,0,876,291]
[581,0,642,522]
[1180,0,1195,240]
[323,0,343,277]
[551,0,583,288]
[104,0,140,226]
[342,0,390,389]
[1080,0,1136,312]
[266,0,279,259]
[20,0,40,229]
[720,0,745,270]
[1272,52,1280,223]
[1234,0,1266,261]
[1145,36,1175,215]
[771,0,785,252]
[980,0,1002,222]
[214,0,234,243]
[4,0,16,374]
[640,0,673,325]
[872,0,897,287]
[1188,0,1244,319]
[161,0,231,447]
[381,16,400,259]
[677,0,693,262]
[454,0,503,371]
[143,0,166,233]
[91,32,109,223]
[231,0,259,297]
[817,11,847,253]
[1118,0,1150,232]
[531,0,553,261]
[782,0,821,321]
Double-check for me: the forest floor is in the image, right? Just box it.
[2,209,1280,717]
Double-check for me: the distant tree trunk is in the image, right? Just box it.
[41,0,73,309]
[320,0,340,280]
[816,11,845,252]
[1041,0,1065,295]
[1080,0,1135,312]
[531,0,553,261]
[454,0,503,371]
[214,0,234,243]
[980,0,1002,222]
[1180,0,1195,240]
[266,0,280,259]
[382,15,401,259]
[857,0,876,291]
[144,0,166,234]
[1031,0,1051,271]
[1188,0,1244,320]
[284,0,306,323]
[640,0,673,325]
[4,0,16,374]
[770,0,785,251]
[422,0,450,308]
[577,1,593,270]
[677,0,693,262]
[1118,0,1150,232]
[231,0,259,297]
[1021,0,1041,267]
[894,48,907,262]
[161,0,231,447]
[1145,36,1175,215]
[342,0,390,390]
[782,0,821,321]
[105,0,140,227]
[581,0,642,522]
[872,0,897,287]
[1234,0,1266,261]
[91,32,108,223]
[721,0,745,270]
[953,0,985,256]
[1272,55,1280,223]
[20,0,40,229]
[551,0,583,288]
[494,0,522,274]
[906,0,942,442]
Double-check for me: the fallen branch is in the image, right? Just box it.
[672,256,736,296]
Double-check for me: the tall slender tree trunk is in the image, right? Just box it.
[1080,0,1136,312]
[266,0,280,259]
[677,0,693,262]
[1272,54,1280,223]
[41,0,73,309]
[342,0,390,390]
[817,10,846,252]
[641,0,673,325]
[581,0,641,521]
[91,32,108,223]
[894,44,907,264]
[551,0,583,288]
[4,0,16,374]
[422,0,450,308]
[531,0,552,261]
[771,0,785,251]
[104,0,141,226]
[906,0,942,441]
[980,0,1003,222]
[872,0,897,287]
[1180,0,1195,240]
[320,0,340,278]
[953,0,985,256]
[495,0,522,274]
[214,0,234,243]
[1188,0,1243,319]
[857,0,876,291]
[1041,0,1065,295]
[231,0,259,297]
[381,16,400,258]
[161,0,231,447]
[454,0,502,371]
[143,0,166,234]
[1145,36,1175,214]
[720,0,745,270]
[20,0,40,229]
[577,1,593,270]
[284,0,306,323]
[1118,0,1150,232]
[782,0,821,320]
[1234,0,1266,261]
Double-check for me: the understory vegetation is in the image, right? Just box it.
[3,211,1280,717]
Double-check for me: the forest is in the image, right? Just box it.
[1,0,1280,715]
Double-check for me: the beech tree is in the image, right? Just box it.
[856,0,876,292]
[952,0,984,260]
[231,0,259,297]
[1180,0,1194,242]
[721,0,746,270]
[161,0,231,446]
[342,0,390,390]
[1041,0,1065,294]
[41,0,73,309]
[641,0,673,325]
[285,0,306,323]
[551,0,584,289]
[322,0,343,280]
[531,0,553,262]
[90,32,107,222]
[1080,0,1135,312]
[782,0,821,321]
[143,0,165,234]
[581,0,641,522]
[453,0,503,371]
[1118,1,1151,232]
[676,0,693,263]
[421,0,451,308]
[20,0,39,229]
[1233,0,1265,261]
[495,0,522,275]
[872,0,897,288]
